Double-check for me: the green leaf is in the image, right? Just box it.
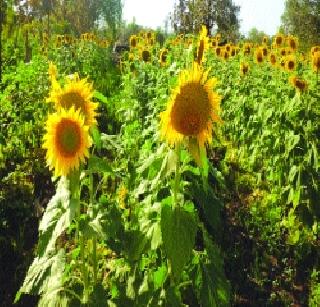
[16,249,65,303]
[153,265,167,290]
[38,177,76,256]
[161,200,197,281]
[93,90,108,104]
[88,155,113,174]
[90,126,102,150]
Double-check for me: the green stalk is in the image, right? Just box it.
[69,169,89,303]
[173,143,181,209]
[89,173,98,284]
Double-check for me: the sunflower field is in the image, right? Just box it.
[1,6,320,306]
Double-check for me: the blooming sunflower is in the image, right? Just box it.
[255,48,264,64]
[43,107,92,177]
[47,73,98,127]
[196,25,209,65]
[130,35,137,48]
[274,33,284,47]
[285,54,296,71]
[287,35,298,51]
[160,62,221,163]
[269,53,277,66]
[159,48,168,66]
[141,48,151,62]
[289,75,308,93]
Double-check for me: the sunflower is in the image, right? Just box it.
[262,36,268,45]
[130,35,137,48]
[269,53,277,66]
[196,25,209,65]
[160,62,221,163]
[289,75,308,93]
[255,48,264,64]
[141,48,151,62]
[211,39,218,48]
[47,73,98,127]
[274,33,284,47]
[243,43,251,56]
[159,48,168,66]
[285,54,296,71]
[240,62,249,76]
[43,107,92,177]
[215,47,222,56]
[287,35,298,51]
[312,51,320,72]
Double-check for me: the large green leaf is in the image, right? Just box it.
[38,177,77,256]
[161,199,197,281]
[15,249,65,303]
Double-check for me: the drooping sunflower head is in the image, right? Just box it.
[43,107,92,177]
[47,74,98,127]
[285,54,296,71]
[312,51,320,72]
[160,62,221,153]
[289,75,308,93]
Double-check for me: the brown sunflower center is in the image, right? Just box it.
[171,82,211,136]
[55,119,82,157]
[142,50,150,62]
[276,36,282,45]
[288,60,295,70]
[59,91,87,115]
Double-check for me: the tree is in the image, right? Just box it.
[247,27,268,44]
[170,0,240,40]
[282,0,320,48]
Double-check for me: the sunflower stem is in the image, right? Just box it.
[89,172,98,284]
[173,144,181,209]
[69,169,89,303]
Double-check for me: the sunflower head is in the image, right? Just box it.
[43,107,92,177]
[287,35,298,51]
[47,74,98,127]
[269,53,277,66]
[289,75,308,93]
[160,62,221,164]
[255,48,264,64]
[285,54,296,71]
[159,49,168,66]
[274,33,284,47]
[130,35,137,48]
[141,49,151,62]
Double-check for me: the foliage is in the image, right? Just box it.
[171,0,240,39]
[282,0,320,48]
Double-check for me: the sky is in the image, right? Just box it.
[122,0,286,36]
